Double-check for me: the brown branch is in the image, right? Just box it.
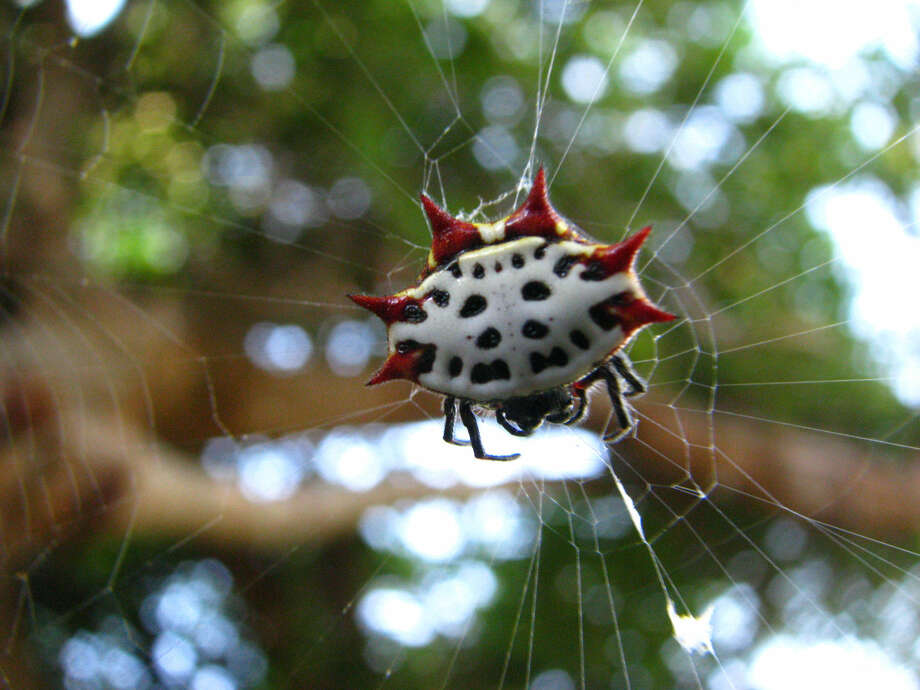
[626,397,920,539]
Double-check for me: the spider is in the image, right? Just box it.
[350,168,674,459]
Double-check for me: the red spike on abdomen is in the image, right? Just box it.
[366,344,435,385]
[588,226,653,278]
[420,194,482,266]
[348,293,423,325]
[366,351,418,385]
[504,167,565,240]
[619,298,676,335]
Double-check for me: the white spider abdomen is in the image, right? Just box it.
[389,237,637,401]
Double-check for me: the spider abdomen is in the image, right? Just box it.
[390,237,636,401]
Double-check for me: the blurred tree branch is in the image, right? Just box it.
[0,293,917,568]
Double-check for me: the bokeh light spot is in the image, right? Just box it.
[561,55,609,104]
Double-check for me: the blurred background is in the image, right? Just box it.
[2,0,920,687]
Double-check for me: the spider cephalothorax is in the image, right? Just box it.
[350,168,675,459]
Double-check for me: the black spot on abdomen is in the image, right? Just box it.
[417,347,436,375]
[529,347,569,374]
[476,327,502,349]
[522,320,550,339]
[396,340,437,374]
[471,359,511,384]
[473,263,485,278]
[553,255,579,278]
[569,329,590,350]
[589,304,620,331]
[512,253,525,268]
[534,244,548,259]
[396,339,419,354]
[588,292,630,330]
[403,303,427,323]
[579,262,607,281]
[491,359,510,380]
[521,281,551,301]
[448,262,462,278]
[428,289,450,307]
[460,294,487,317]
[448,356,463,378]
[471,364,490,383]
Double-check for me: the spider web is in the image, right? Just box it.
[2,0,920,688]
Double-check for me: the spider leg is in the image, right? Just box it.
[611,353,646,397]
[459,400,520,461]
[597,366,637,443]
[495,409,534,437]
[545,386,588,425]
[442,396,469,446]
[563,386,589,425]
[544,408,571,424]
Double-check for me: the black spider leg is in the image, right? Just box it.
[597,365,637,443]
[495,409,533,437]
[564,388,589,425]
[442,396,470,447]
[544,407,574,424]
[458,400,520,461]
[611,353,646,397]
[572,365,637,443]
[545,387,588,425]
[549,357,646,432]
